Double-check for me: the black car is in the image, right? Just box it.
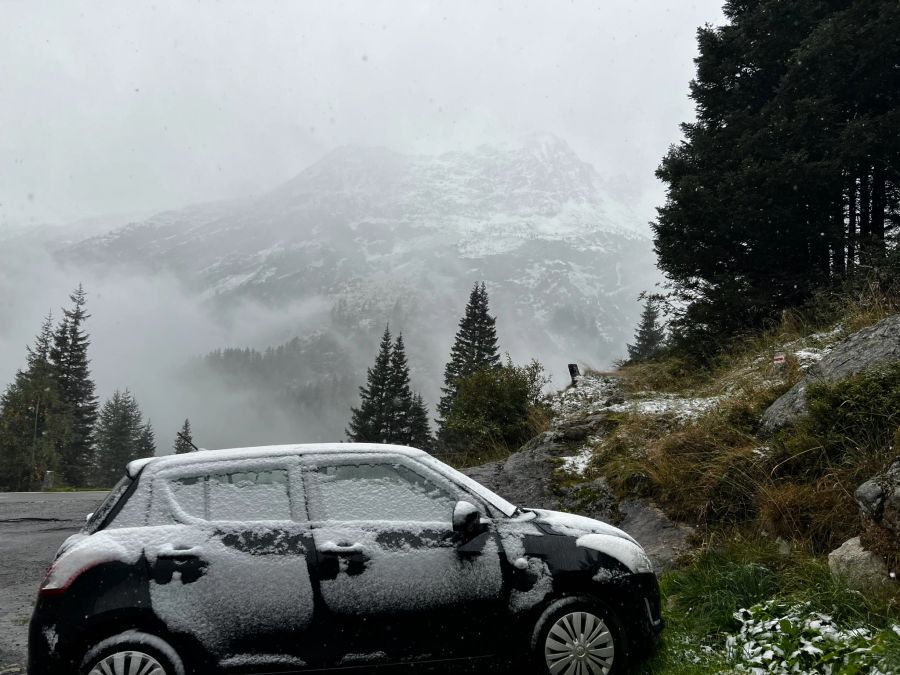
[29,443,662,675]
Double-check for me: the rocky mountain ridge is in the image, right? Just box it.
[61,134,657,375]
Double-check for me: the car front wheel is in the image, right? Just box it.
[532,598,627,675]
[80,630,185,675]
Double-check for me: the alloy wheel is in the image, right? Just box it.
[544,610,615,675]
[88,650,167,675]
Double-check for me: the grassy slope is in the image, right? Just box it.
[590,292,900,673]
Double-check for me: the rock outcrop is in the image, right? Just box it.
[463,425,619,525]
[762,314,900,432]
[464,377,695,572]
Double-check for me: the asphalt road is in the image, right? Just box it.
[0,491,106,673]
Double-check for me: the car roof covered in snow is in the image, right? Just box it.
[126,443,428,478]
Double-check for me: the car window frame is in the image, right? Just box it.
[151,456,307,527]
[302,452,488,526]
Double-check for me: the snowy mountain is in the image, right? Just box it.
[63,134,657,409]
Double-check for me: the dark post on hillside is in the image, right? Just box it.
[568,364,580,386]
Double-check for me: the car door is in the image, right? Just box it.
[144,457,319,667]
[304,453,505,666]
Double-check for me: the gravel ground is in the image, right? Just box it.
[0,491,105,673]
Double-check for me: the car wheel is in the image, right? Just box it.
[532,598,627,675]
[80,630,185,675]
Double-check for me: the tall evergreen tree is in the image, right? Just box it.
[626,299,667,362]
[387,334,433,448]
[93,390,145,487]
[0,314,68,491]
[347,328,433,447]
[437,283,500,432]
[407,394,433,451]
[655,0,900,352]
[347,327,394,443]
[49,285,98,486]
[386,333,413,441]
[173,419,195,454]
[136,421,156,457]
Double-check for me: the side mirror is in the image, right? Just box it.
[452,501,480,541]
[85,512,93,522]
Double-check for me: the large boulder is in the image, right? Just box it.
[827,537,891,590]
[618,500,695,572]
[762,314,900,432]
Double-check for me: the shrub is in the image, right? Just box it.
[443,359,550,458]
[780,364,900,468]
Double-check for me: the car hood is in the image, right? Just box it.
[528,508,652,574]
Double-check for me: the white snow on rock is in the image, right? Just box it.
[549,375,620,419]
[607,394,722,420]
[560,446,595,474]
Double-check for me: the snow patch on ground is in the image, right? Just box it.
[607,394,721,420]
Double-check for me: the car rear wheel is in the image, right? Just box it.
[80,630,185,675]
[532,598,627,675]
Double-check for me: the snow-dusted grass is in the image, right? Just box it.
[642,538,900,674]
[727,601,883,673]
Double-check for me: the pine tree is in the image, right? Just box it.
[0,314,68,491]
[437,282,500,437]
[347,328,433,447]
[347,327,394,443]
[49,285,98,486]
[407,394,433,450]
[93,390,145,487]
[386,333,413,441]
[387,334,433,448]
[626,298,666,362]
[136,421,156,457]
[173,419,195,454]
[654,1,900,351]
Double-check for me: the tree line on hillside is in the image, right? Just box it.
[655,0,900,355]
[0,286,196,491]
[347,282,550,459]
[195,332,357,433]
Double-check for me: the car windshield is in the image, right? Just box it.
[82,475,133,534]
[418,455,518,518]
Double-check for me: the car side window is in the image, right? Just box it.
[208,470,291,521]
[171,475,206,518]
[154,467,297,523]
[311,461,458,523]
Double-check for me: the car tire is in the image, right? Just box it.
[80,630,186,675]
[531,597,628,675]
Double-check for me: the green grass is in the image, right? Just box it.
[632,535,900,674]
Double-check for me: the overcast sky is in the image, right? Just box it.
[0,0,724,229]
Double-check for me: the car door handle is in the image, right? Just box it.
[320,541,364,555]
[157,544,202,559]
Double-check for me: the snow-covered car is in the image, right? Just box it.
[29,443,663,675]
